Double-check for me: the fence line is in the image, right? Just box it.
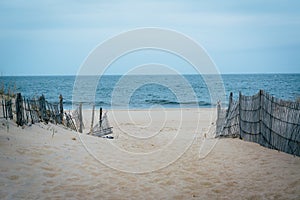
[1,93,113,136]
[14,93,82,132]
[15,93,63,126]
[216,90,300,156]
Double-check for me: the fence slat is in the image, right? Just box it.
[16,93,24,126]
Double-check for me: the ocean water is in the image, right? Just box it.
[1,74,299,109]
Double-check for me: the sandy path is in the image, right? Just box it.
[0,108,299,199]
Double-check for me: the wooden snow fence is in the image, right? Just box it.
[10,92,96,134]
[15,93,64,126]
[216,90,300,156]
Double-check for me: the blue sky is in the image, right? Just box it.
[0,0,299,75]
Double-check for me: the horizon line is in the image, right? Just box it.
[0,72,300,77]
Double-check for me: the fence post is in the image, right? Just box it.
[238,91,242,139]
[2,99,5,119]
[59,94,63,124]
[27,99,34,124]
[99,107,103,128]
[269,95,274,148]
[259,90,263,135]
[16,93,24,126]
[217,101,221,120]
[5,99,9,120]
[216,100,222,136]
[89,104,95,134]
[8,100,13,120]
[79,103,83,133]
[226,92,233,118]
[39,95,46,122]
[24,97,29,124]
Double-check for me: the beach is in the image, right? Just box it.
[1,0,300,199]
[0,108,299,199]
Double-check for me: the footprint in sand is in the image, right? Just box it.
[8,175,19,180]
[42,180,55,186]
[41,166,55,171]
[16,148,27,155]
[182,177,194,183]
[67,177,81,182]
[30,158,42,165]
[200,181,213,188]
[43,172,58,178]
[41,165,60,178]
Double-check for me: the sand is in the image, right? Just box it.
[0,108,299,199]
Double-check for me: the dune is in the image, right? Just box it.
[0,108,299,199]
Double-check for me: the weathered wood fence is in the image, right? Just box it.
[4,92,113,136]
[15,93,64,126]
[14,93,82,132]
[89,107,113,137]
[0,98,13,120]
[216,90,300,156]
[15,93,63,126]
[71,103,84,133]
[2,92,112,135]
[70,103,113,136]
[64,111,77,132]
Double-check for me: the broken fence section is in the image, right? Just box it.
[89,107,113,137]
[68,104,113,137]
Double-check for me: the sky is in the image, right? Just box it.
[0,0,300,75]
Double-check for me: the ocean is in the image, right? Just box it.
[1,74,299,109]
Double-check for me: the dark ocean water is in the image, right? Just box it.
[1,74,299,109]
